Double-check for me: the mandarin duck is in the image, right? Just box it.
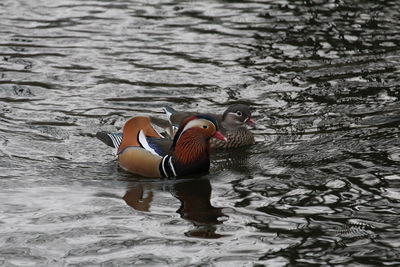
[97,115,226,178]
[152,104,256,149]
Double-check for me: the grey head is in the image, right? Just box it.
[221,104,255,131]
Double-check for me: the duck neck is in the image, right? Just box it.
[171,129,210,175]
[221,119,242,131]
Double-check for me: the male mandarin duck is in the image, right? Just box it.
[97,115,227,178]
[152,104,256,149]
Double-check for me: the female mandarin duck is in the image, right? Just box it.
[153,104,256,149]
[97,115,227,178]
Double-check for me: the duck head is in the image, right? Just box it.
[171,115,226,174]
[221,104,255,130]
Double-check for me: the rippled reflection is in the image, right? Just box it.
[124,179,227,239]
[1,0,400,265]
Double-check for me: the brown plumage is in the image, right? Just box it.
[211,127,255,149]
[98,115,227,178]
[173,128,209,165]
[157,104,255,149]
[117,116,161,154]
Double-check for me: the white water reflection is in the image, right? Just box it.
[1,0,400,266]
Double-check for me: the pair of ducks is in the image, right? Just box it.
[97,104,255,178]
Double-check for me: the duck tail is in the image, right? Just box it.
[96,132,123,149]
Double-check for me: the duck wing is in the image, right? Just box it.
[117,117,169,178]
[97,116,171,154]
[142,136,171,156]
[151,106,222,138]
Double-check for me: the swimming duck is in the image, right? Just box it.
[153,104,256,149]
[97,115,226,178]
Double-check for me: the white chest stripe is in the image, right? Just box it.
[161,155,168,177]
[168,156,177,177]
[159,155,177,178]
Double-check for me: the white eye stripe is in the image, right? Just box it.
[177,119,214,140]
[229,111,246,118]
[182,119,213,132]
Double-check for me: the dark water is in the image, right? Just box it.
[1,0,399,265]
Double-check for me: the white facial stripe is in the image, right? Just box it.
[177,119,214,140]
[229,111,243,117]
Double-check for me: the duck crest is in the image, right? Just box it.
[173,115,218,146]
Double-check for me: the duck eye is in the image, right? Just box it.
[236,111,242,116]
[203,125,208,129]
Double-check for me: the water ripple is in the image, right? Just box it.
[1,0,400,266]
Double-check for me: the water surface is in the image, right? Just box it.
[1,0,400,266]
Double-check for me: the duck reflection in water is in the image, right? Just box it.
[123,178,227,239]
